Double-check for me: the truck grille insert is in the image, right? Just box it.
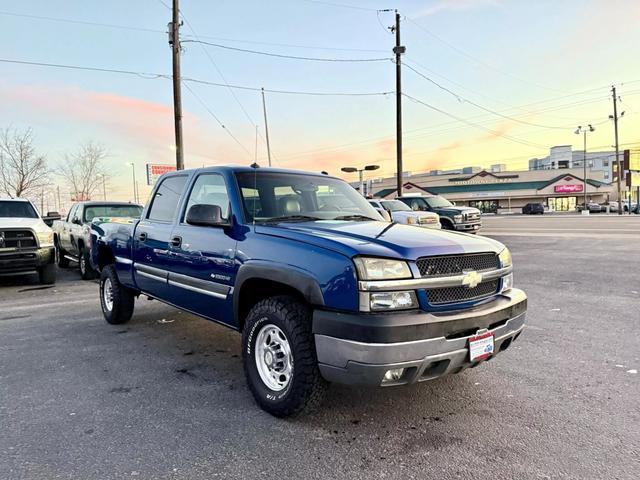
[428,280,499,305]
[416,253,498,277]
[0,230,37,249]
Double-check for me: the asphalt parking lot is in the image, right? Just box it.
[1,214,639,480]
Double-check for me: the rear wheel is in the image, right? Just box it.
[79,246,97,280]
[56,241,69,268]
[100,265,135,324]
[38,263,56,285]
[242,296,328,417]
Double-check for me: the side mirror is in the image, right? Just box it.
[186,204,228,227]
[72,216,82,225]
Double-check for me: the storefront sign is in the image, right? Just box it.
[146,164,177,185]
[554,184,583,193]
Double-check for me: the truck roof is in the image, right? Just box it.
[74,201,142,207]
[163,165,340,179]
[0,198,32,202]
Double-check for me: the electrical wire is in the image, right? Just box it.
[296,0,380,12]
[181,40,392,62]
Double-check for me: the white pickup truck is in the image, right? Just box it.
[0,198,57,284]
[369,199,441,229]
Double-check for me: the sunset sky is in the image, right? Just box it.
[2,0,640,204]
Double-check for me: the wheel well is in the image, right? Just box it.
[96,244,116,270]
[440,217,454,228]
[237,278,306,331]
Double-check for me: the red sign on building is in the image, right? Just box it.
[554,184,583,193]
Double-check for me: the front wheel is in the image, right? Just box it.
[100,265,135,325]
[242,296,328,417]
[38,263,56,285]
[80,247,97,280]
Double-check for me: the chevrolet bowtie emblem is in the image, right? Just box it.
[462,270,482,289]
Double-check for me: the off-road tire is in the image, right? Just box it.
[100,265,135,325]
[38,263,57,285]
[242,295,328,417]
[56,242,69,268]
[80,246,97,280]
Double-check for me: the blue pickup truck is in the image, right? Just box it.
[91,166,527,417]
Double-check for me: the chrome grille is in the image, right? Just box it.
[418,216,437,225]
[0,230,37,249]
[416,253,498,277]
[465,212,481,222]
[427,280,499,305]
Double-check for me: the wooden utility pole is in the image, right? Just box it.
[392,11,405,197]
[612,86,622,215]
[170,0,184,170]
[261,88,272,167]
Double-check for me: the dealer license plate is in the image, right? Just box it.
[469,332,494,362]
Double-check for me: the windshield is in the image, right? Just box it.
[83,204,143,222]
[425,196,454,208]
[0,201,38,218]
[381,200,412,212]
[235,171,382,223]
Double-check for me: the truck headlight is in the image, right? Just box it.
[453,214,463,223]
[354,257,412,280]
[360,291,418,311]
[406,216,416,224]
[498,247,512,268]
[37,231,54,247]
[501,273,513,292]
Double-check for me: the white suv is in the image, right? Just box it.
[0,198,57,284]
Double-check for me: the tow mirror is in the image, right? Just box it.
[186,204,228,227]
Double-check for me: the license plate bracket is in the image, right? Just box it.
[469,331,494,362]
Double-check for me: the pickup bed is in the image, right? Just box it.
[92,166,527,417]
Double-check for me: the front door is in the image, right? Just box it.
[133,174,189,298]
[167,172,237,327]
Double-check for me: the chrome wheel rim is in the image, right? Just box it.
[80,255,86,274]
[103,278,114,311]
[254,324,293,392]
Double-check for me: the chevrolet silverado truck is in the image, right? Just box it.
[53,201,142,279]
[91,166,526,417]
[368,199,440,229]
[398,195,482,232]
[0,198,56,284]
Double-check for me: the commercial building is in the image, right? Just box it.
[368,167,613,213]
[529,145,620,183]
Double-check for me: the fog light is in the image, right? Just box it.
[501,273,513,292]
[369,291,417,311]
[382,368,405,384]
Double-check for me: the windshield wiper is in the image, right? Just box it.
[333,214,378,221]
[262,215,322,224]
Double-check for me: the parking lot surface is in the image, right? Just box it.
[1,215,639,479]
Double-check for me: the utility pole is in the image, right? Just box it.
[169,0,184,170]
[261,88,272,167]
[56,186,61,212]
[612,86,623,215]
[391,11,405,197]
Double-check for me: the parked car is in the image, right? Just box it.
[53,201,143,279]
[522,203,545,215]
[368,199,440,229]
[576,202,602,213]
[91,166,526,417]
[0,198,56,284]
[397,194,481,232]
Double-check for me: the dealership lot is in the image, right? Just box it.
[1,215,639,479]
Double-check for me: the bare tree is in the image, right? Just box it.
[0,127,49,198]
[58,141,110,201]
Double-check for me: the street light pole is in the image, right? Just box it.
[341,165,380,197]
[128,163,137,203]
[575,125,595,210]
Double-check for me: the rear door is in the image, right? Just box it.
[133,174,189,298]
[167,172,237,326]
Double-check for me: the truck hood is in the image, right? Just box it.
[0,217,51,233]
[255,220,503,259]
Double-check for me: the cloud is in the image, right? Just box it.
[415,0,500,17]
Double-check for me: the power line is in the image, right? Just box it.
[403,61,571,130]
[181,39,392,62]
[296,0,380,12]
[182,82,253,158]
[0,57,392,96]
[182,35,387,53]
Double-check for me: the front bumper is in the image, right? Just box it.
[0,247,55,276]
[454,221,481,231]
[313,288,526,386]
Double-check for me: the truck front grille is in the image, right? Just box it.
[427,280,499,305]
[0,230,37,249]
[416,253,498,277]
[465,212,481,222]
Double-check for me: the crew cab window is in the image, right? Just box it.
[183,174,230,219]
[147,175,188,222]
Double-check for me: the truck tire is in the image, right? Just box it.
[79,247,97,280]
[100,265,135,325]
[242,295,328,417]
[56,241,69,268]
[38,263,57,285]
[440,219,455,230]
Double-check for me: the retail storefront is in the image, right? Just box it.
[372,168,612,213]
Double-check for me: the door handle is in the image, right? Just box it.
[138,232,147,242]
[170,236,182,248]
